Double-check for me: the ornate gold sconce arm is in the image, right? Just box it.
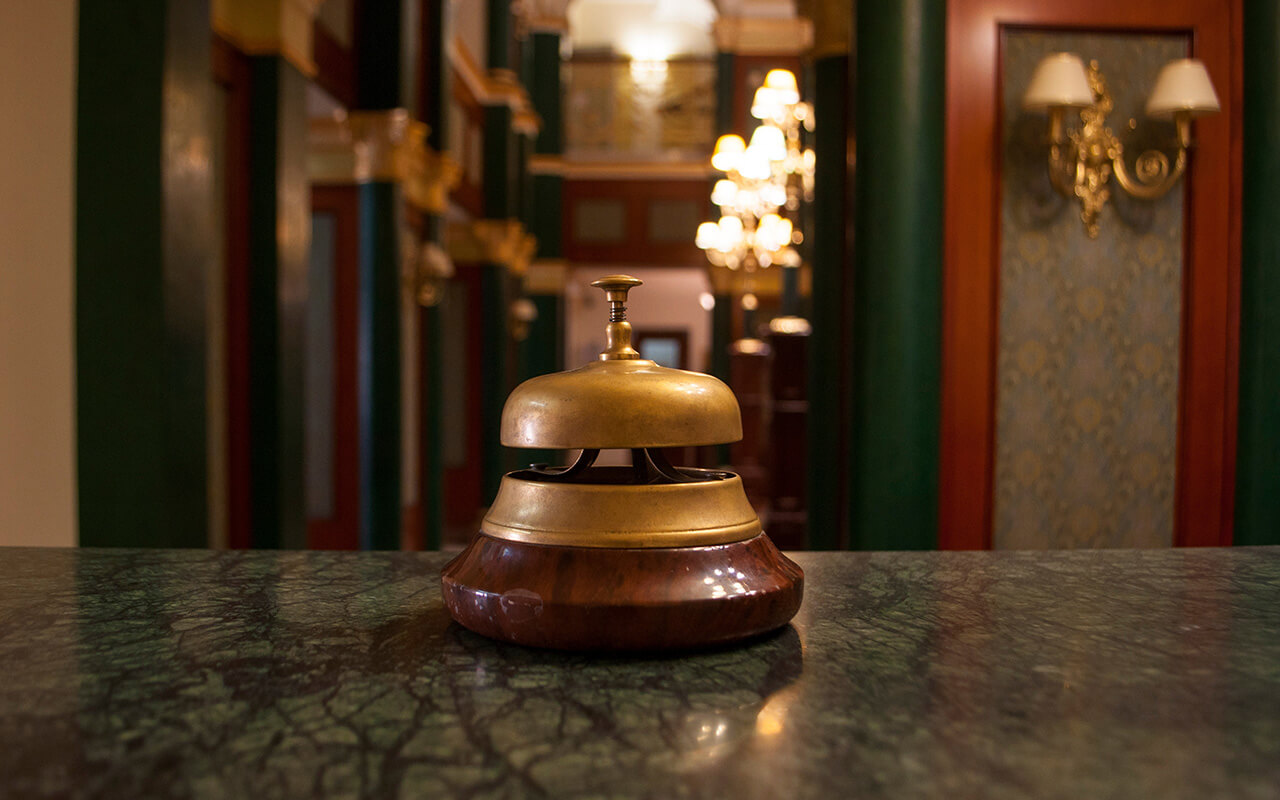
[1030,56,1216,239]
[1110,115,1190,201]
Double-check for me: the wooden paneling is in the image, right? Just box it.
[768,330,809,550]
[941,0,1241,549]
[562,179,711,266]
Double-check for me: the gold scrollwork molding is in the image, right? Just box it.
[713,16,813,56]
[514,0,570,35]
[528,155,565,177]
[309,110,461,213]
[212,0,322,76]
[449,38,543,137]
[704,263,810,298]
[795,0,851,58]
[446,219,538,276]
[535,158,714,181]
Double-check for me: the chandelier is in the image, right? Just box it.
[696,69,814,273]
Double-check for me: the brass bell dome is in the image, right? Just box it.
[500,275,742,450]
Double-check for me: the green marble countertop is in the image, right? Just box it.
[1,547,1278,798]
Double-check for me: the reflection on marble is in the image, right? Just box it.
[0,548,1278,798]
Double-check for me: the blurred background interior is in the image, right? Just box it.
[2,0,1277,552]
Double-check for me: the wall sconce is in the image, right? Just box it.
[1023,53,1219,238]
[414,242,454,307]
[510,297,538,342]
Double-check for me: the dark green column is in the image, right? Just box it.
[481,264,512,499]
[421,297,445,549]
[353,3,406,550]
[524,27,565,384]
[357,183,403,550]
[848,1,944,551]
[488,0,512,72]
[530,174,563,256]
[76,0,213,547]
[419,0,450,550]
[246,56,310,550]
[1237,0,1280,545]
[806,52,850,551]
[531,32,563,156]
[711,289,734,467]
[711,49,737,467]
[712,294,733,381]
[716,51,736,134]
[484,105,517,219]
[478,1,521,499]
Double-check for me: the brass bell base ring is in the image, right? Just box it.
[440,533,804,651]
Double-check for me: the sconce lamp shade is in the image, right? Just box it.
[1023,52,1094,111]
[1146,58,1220,118]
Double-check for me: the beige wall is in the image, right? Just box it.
[0,3,78,546]
[451,0,487,68]
[566,265,712,373]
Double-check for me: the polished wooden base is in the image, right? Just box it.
[440,533,803,651]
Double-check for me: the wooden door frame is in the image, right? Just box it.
[940,0,1242,548]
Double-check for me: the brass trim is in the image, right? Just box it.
[713,16,813,55]
[308,111,461,209]
[555,161,715,181]
[514,0,570,35]
[797,0,852,57]
[449,36,543,136]
[702,262,811,298]
[480,473,762,548]
[445,218,537,275]
[212,0,320,76]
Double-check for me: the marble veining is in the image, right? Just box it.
[0,547,1278,798]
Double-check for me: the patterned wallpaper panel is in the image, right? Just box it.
[565,60,716,159]
[995,31,1188,549]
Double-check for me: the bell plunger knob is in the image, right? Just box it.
[591,275,643,361]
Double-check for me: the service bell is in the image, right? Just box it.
[441,275,803,650]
